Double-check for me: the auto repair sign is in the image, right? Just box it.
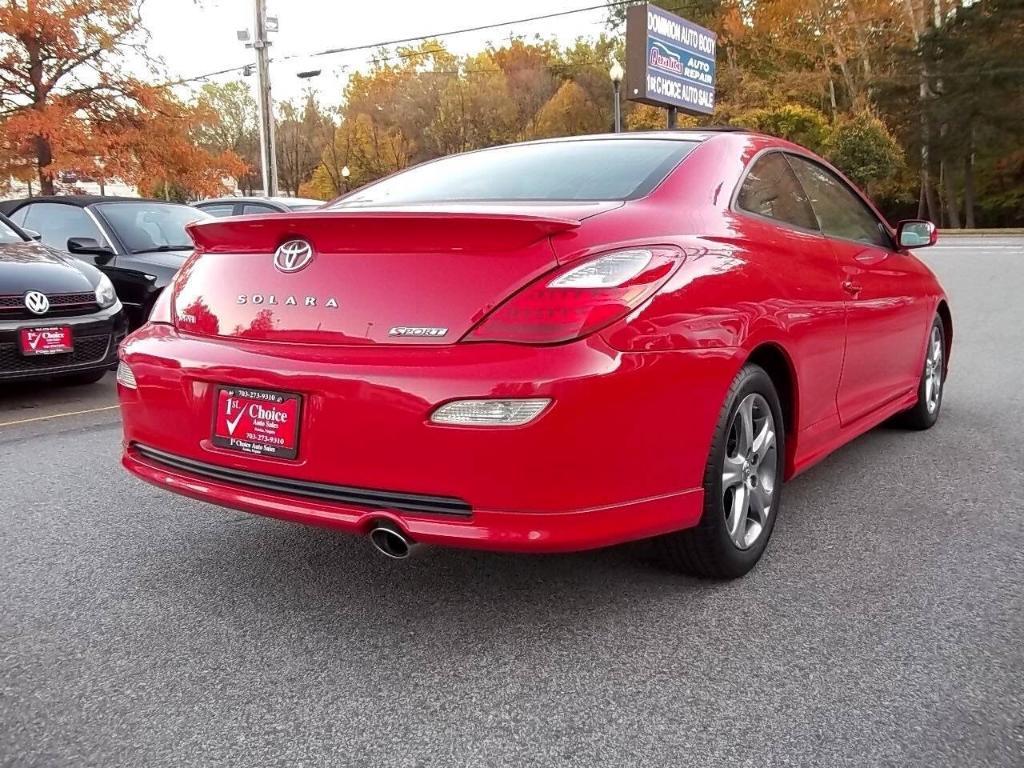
[626,3,717,115]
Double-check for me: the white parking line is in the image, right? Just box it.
[0,404,120,429]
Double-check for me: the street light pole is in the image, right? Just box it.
[253,0,278,196]
[609,61,624,133]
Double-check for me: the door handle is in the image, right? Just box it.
[842,280,862,296]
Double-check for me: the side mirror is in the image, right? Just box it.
[896,220,938,249]
[22,229,42,241]
[67,236,116,264]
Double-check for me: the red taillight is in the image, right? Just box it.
[464,247,682,344]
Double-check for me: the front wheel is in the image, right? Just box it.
[655,363,785,579]
[897,315,945,430]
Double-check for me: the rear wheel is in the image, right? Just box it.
[898,315,945,430]
[655,363,785,579]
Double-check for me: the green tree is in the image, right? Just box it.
[731,104,831,153]
[194,81,260,194]
[824,111,904,192]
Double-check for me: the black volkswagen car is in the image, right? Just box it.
[0,212,126,385]
[0,196,211,328]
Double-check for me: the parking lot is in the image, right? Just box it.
[1,235,1021,767]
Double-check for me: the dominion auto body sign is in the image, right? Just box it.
[625,3,717,115]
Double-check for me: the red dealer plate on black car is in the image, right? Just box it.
[20,326,73,356]
[212,386,302,460]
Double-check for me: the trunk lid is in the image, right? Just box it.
[174,205,616,345]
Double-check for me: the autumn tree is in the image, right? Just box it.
[276,92,334,197]
[0,0,155,193]
[490,40,561,140]
[0,0,242,198]
[530,81,606,139]
[426,49,520,155]
[105,91,247,201]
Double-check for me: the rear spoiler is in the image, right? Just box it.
[187,210,581,253]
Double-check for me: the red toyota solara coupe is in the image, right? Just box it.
[117,129,950,578]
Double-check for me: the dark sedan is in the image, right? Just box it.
[0,213,126,385]
[0,196,212,327]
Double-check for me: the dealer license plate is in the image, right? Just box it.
[20,326,73,356]
[212,386,301,460]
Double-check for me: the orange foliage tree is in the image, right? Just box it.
[0,0,243,197]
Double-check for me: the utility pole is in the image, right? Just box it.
[253,0,278,196]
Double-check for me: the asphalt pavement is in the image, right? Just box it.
[1,235,1022,767]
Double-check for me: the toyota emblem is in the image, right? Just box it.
[24,290,49,315]
[273,240,315,273]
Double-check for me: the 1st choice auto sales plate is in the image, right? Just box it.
[20,326,73,356]
[212,386,302,460]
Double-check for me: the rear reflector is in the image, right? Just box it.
[430,398,550,426]
[548,249,653,288]
[116,361,137,389]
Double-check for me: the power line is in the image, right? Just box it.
[164,0,630,87]
[274,1,628,62]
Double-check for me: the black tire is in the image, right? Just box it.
[59,369,108,386]
[655,363,786,579]
[897,315,945,431]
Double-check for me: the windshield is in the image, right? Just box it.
[332,139,698,207]
[96,202,211,253]
[0,216,24,245]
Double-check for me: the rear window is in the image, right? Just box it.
[332,139,698,207]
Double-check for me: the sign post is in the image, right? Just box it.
[625,3,717,126]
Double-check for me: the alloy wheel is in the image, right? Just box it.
[721,393,779,550]
[924,325,944,414]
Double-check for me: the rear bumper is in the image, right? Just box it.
[118,324,741,552]
[0,304,127,382]
[123,443,703,552]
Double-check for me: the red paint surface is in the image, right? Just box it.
[118,132,950,552]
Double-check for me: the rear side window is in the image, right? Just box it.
[787,156,891,247]
[199,203,237,218]
[736,153,818,231]
[242,203,278,215]
[332,139,698,206]
[18,202,107,251]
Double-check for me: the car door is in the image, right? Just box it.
[787,155,931,425]
[733,151,848,435]
[14,202,115,266]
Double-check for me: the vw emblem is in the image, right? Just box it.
[273,240,315,273]
[24,291,49,315]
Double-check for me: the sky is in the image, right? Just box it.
[141,0,617,107]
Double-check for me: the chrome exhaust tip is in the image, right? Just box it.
[369,525,415,560]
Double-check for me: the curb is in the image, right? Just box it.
[937,229,1024,236]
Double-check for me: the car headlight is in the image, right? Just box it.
[94,274,117,308]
